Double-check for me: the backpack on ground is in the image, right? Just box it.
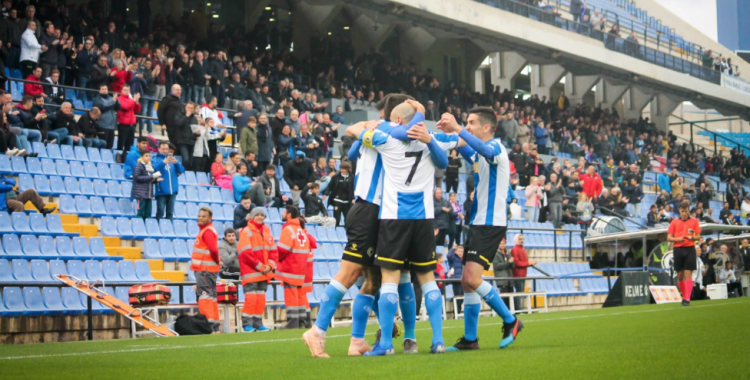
[174,314,214,335]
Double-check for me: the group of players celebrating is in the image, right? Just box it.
[301,94,523,357]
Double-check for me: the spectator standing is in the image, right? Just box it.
[579,165,603,202]
[257,164,290,207]
[90,55,110,92]
[38,22,59,78]
[492,239,514,309]
[192,117,215,173]
[219,228,240,280]
[623,177,643,218]
[153,142,184,220]
[240,116,258,157]
[570,0,583,23]
[125,137,150,179]
[75,39,96,102]
[448,192,464,248]
[19,19,41,78]
[131,150,162,219]
[109,60,134,94]
[534,121,549,155]
[276,125,297,169]
[295,123,319,159]
[433,188,456,247]
[546,173,565,228]
[658,168,671,194]
[510,234,536,312]
[322,161,353,227]
[92,84,120,149]
[116,84,141,155]
[525,176,543,222]
[136,59,158,134]
[76,107,107,149]
[256,114,274,171]
[23,66,44,97]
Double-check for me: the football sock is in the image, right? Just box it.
[351,294,374,339]
[463,292,481,341]
[477,282,515,324]
[677,280,685,299]
[685,279,693,301]
[314,280,347,335]
[398,273,417,340]
[377,283,399,348]
[421,281,444,345]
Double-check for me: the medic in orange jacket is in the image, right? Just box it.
[277,217,311,286]
[238,219,279,284]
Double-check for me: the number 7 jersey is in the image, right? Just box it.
[361,129,458,220]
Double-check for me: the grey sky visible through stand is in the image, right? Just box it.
[654,0,718,41]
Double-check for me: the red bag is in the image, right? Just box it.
[217,282,238,305]
[128,284,171,306]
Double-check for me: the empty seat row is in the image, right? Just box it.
[176,186,235,204]
[312,260,342,280]
[59,195,136,217]
[0,259,154,284]
[30,143,117,164]
[507,220,556,234]
[0,212,77,237]
[143,238,192,262]
[312,243,345,261]
[532,262,598,278]
[101,216,234,241]
[0,235,118,260]
[506,233,584,249]
[0,156,125,179]
[20,175,132,198]
[307,226,347,244]
[176,171,217,187]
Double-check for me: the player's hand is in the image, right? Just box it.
[529,260,537,266]
[365,119,380,130]
[508,257,514,263]
[436,113,461,133]
[407,123,432,144]
[405,99,425,114]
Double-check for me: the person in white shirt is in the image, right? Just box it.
[741,197,750,216]
[20,20,43,78]
[718,260,742,296]
[692,245,707,300]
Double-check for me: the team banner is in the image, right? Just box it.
[649,286,682,304]
[721,74,750,96]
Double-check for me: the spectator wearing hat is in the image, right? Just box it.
[284,151,315,206]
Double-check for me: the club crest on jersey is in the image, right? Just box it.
[473,161,479,173]
[351,244,358,252]
[467,250,478,255]
[367,247,374,257]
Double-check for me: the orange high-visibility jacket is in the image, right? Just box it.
[303,232,316,292]
[277,218,311,286]
[238,220,279,285]
[190,224,219,273]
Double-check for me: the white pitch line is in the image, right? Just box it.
[1,300,745,361]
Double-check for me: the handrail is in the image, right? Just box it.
[597,206,648,229]
[670,114,750,155]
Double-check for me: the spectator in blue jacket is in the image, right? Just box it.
[446,245,465,307]
[124,136,149,179]
[152,142,184,220]
[657,167,672,194]
[0,174,55,213]
[534,120,549,155]
[232,163,253,202]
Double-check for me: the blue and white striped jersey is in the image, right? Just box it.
[465,138,510,226]
[361,130,458,220]
[352,121,400,206]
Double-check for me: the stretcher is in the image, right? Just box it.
[56,274,178,337]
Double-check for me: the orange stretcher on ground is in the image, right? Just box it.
[56,274,178,337]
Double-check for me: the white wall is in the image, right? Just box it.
[653,0,717,42]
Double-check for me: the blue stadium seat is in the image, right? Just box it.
[120,181,132,197]
[110,164,124,180]
[49,214,76,236]
[60,288,85,314]
[84,260,103,281]
[100,216,119,237]
[186,186,199,202]
[42,287,68,314]
[29,213,49,235]
[56,237,75,257]
[89,238,108,258]
[185,203,198,219]
[183,171,197,185]
[11,156,27,173]
[198,187,211,202]
[26,157,43,174]
[0,259,12,282]
[32,142,47,158]
[59,194,76,214]
[196,172,209,185]
[159,239,178,260]
[75,195,93,217]
[209,187,223,203]
[42,158,56,175]
[70,160,85,177]
[211,204,225,221]
[17,173,34,193]
[0,212,11,234]
[61,145,76,161]
[12,213,31,234]
[0,155,11,174]
[119,198,135,216]
[134,261,156,281]
[83,162,98,178]
[106,180,122,197]
[221,189,234,203]
[143,239,161,259]
[183,286,197,304]
[47,144,62,160]
[80,178,96,196]
[187,220,199,236]
[104,197,121,216]
[87,147,102,162]
[172,220,189,238]
[11,259,33,281]
[74,146,88,161]
[90,196,106,217]
[33,175,53,196]
[29,259,53,282]
[39,236,57,257]
[159,219,176,238]
[4,287,34,316]
[97,163,112,180]
[101,149,115,164]
[114,287,129,304]
[118,261,138,282]
[144,218,162,238]
[21,234,41,256]
[116,217,135,239]
[173,239,189,259]
[49,175,65,195]
[73,237,94,258]
[100,260,122,282]
[172,202,187,220]
[64,176,80,194]
[54,159,71,177]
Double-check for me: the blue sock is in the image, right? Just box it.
[421,281,444,346]
[371,290,380,319]
[398,274,417,340]
[314,280,347,333]
[351,294,374,339]
[463,292,481,341]
[477,282,515,324]
[376,283,399,349]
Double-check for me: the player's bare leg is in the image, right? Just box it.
[303,261,363,358]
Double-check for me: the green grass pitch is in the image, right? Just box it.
[1,298,748,380]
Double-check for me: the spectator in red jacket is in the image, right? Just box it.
[510,234,536,312]
[115,84,141,155]
[579,165,603,202]
[109,60,134,93]
[23,66,46,98]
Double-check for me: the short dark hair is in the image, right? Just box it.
[140,150,150,157]
[237,163,247,171]
[205,94,215,104]
[168,143,176,151]
[229,152,239,159]
[248,116,257,124]
[199,206,212,218]
[383,94,414,122]
[310,182,320,190]
[285,205,300,219]
[137,136,149,143]
[468,107,498,131]
[241,194,252,201]
[680,200,690,210]
[339,162,351,172]
[159,141,170,148]
[99,83,109,89]
[33,94,44,101]
[266,164,276,171]
[224,228,235,237]
[20,95,32,104]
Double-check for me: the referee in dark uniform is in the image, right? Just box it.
[667,200,701,306]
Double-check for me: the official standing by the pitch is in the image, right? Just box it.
[667,200,701,306]
[190,206,221,331]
